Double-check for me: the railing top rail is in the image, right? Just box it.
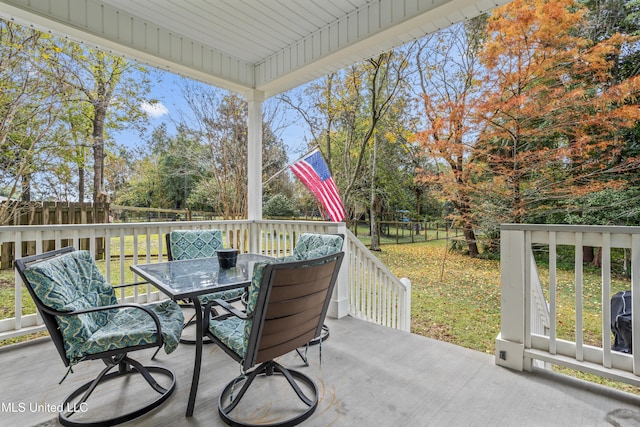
[0,220,227,232]
[0,219,342,233]
[345,229,410,292]
[501,223,640,234]
[255,219,343,226]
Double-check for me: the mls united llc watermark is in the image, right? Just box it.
[1,401,88,413]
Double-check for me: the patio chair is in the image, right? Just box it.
[14,246,184,427]
[166,229,245,344]
[290,232,344,261]
[289,233,344,347]
[204,251,344,427]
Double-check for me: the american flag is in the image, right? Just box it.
[290,149,345,222]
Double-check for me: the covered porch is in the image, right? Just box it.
[4,316,639,427]
[2,1,640,425]
[2,220,640,425]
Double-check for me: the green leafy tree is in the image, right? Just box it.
[283,50,414,249]
[263,194,296,218]
[0,20,67,223]
[54,43,153,202]
[153,125,205,210]
[184,90,249,218]
[115,155,162,208]
[261,109,291,200]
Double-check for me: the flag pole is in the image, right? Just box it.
[263,145,319,186]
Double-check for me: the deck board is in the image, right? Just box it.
[2,316,640,426]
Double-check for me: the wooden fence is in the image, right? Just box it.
[0,201,109,269]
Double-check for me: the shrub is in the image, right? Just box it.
[263,194,296,217]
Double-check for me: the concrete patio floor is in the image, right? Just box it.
[2,315,640,426]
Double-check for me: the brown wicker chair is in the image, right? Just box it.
[203,251,344,427]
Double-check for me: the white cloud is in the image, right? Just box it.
[141,101,169,118]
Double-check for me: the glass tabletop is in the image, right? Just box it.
[131,253,273,300]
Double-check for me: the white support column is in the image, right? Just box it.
[327,222,349,319]
[495,228,527,371]
[246,89,264,253]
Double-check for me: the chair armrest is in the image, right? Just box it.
[112,281,150,289]
[204,298,249,321]
[38,303,164,345]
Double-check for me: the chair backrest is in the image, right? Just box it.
[291,233,344,260]
[167,229,224,260]
[15,247,117,366]
[242,252,344,369]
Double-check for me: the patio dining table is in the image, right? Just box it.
[130,253,273,417]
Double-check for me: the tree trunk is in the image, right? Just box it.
[92,104,106,202]
[453,175,479,257]
[592,247,602,268]
[78,163,85,203]
[583,246,594,263]
[463,224,479,258]
[369,134,380,251]
[415,187,422,235]
[21,173,31,202]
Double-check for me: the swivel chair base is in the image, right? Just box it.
[308,323,329,346]
[59,355,176,427]
[218,360,318,427]
[295,324,330,365]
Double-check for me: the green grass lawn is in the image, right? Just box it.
[374,240,502,353]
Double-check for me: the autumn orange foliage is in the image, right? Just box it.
[415,0,640,248]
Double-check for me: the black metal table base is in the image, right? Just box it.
[180,312,214,345]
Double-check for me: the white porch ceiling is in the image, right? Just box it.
[0,0,509,98]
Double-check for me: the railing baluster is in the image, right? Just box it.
[14,231,23,332]
[525,230,532,349]
[133,229,140,301]
[602,232,612,368]
[549,231,557,355]
[575,232,584,362]
[119,229,126,301]
[632,234,640,374]
[105,228,112,282]
[89,228,96,255]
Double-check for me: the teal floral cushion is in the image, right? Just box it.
[208,316,250,359]
[244,260,276,317]
[170,229,223,260]
[209,258,278,359]
[23,250,183,362]
[198,288,244,305]
[292,233,343,260]
[76,300,183,358]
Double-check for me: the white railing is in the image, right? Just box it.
[0,220,410,340]
[346,230,411,331]
[496,224,640,387]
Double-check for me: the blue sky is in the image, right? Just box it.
[112,70,309,161]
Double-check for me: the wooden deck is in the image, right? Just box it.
[3,316,640,427]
